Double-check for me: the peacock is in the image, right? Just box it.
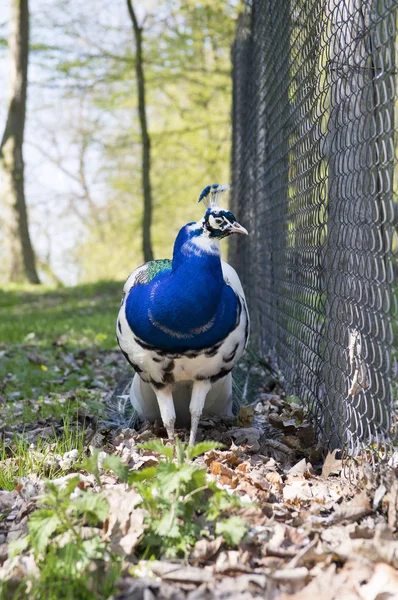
[116,184,249,445]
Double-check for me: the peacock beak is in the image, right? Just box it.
[229,221,248,235]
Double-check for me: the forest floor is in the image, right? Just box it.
[0,282,398,600]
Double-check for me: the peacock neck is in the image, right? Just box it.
[146,235,225,332]
[172,236,224,298]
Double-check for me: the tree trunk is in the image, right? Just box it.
[126,0,154,263]
[0,0,40,284]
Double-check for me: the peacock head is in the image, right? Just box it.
[198,184,248,239]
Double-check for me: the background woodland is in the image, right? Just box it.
[0,0,238,285]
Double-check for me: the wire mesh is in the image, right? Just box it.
[230,0,398,456]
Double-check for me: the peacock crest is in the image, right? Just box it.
[198,184,230,208]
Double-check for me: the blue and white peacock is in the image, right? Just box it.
[117,184,249,445]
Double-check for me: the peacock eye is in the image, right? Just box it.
[215,218,223,225]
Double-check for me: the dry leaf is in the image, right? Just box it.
[288,458,308,477]
[219,475,234,486]
[237,405,255,427]
[204,446,244,470]
[283,481,312,503]
[388,479,398,531]
[311,482,331,503]
[245,471,270,491]
[278,561,369,600]
[372,484,386,510]
[268,414,296,431]
[321,450,342,478]
[210,574,267,596]
[152,562,213,583]
[266,471,283,485]
[331,491,371,525]
[102,485,145,555]
[280,435,303,451]
[270,567,309,583]
[236,462,250,474]
[223,449,245,467]
[118,511,146,555]
[359,562,398,600]
[210,461,235,479]
[215,550,250,573]
[229,427,261,451]
[191,537,223,563]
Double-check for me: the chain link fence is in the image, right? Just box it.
[230,0,398,456]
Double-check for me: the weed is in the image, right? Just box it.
[129,439,248,559]
[1,440,248,598]
[3,476,121,600]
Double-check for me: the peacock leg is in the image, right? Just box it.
[189,380,212,446]
[151,385,176,440]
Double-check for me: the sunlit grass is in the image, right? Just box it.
[0,281,121,347]
[0,281,122,426]
[0,417,86,491]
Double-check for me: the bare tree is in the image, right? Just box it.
[0,0,40,284]
[126,0,154,262]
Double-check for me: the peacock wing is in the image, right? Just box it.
[123,259,172,295]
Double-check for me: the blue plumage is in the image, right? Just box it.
[125,223,240,352]
[117,185,249,445]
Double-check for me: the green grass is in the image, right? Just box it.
[0,281,122,425]
[0,281,121,347]
[0,418,86,491]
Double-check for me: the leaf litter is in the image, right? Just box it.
[1,351,398,599]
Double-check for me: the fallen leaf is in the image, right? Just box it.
[211,574,267,596]
[283,481,312,502]
[245,471,270,491]
[236,462,250,474]
[278,562,367,600]
[268,414,297,432]
[210,461,235,479]
[265,471,283,485]
[322,450,342,478]
[152,562,213,583]
[311,482,331,503]
[215,550,249,573]
[288,458,308,477]
[191,537,223,563]
[103,485,145,555]
[388,479,398,531]
[270,567,309,582]
[359,562,398,600]
[229,427,261,451]
[372,484,387,511]
[331,491,371,525]
[237,405,254,427]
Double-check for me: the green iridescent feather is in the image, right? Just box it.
[145,259,172,282]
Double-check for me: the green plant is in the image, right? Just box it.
[4,476,121,600]
[2,440,248,598]
[128,439,248,559]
